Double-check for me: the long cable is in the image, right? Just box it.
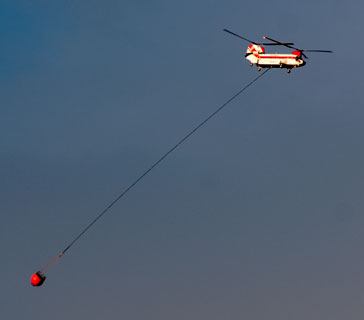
[41,69,270,271]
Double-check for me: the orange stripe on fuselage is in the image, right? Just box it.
[257,55,298,59]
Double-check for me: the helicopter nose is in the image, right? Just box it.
[301,60,306,66]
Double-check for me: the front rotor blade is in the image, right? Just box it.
[223,29,258,45]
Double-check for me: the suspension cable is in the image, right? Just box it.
[40,69,270,272]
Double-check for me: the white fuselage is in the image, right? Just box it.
[245,44,305,71]
[246,53,306,68]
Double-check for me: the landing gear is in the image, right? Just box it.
[249,63,253,67]
[286,68,291,73]
[257,66,262,72]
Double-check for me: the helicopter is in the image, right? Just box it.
[224,29,332,73]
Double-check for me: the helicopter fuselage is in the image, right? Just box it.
[245,44,305,72]
[223,29,332,73]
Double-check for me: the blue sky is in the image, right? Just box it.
[2,1,364,319]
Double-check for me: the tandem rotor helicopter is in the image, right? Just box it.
[224,29,332,73]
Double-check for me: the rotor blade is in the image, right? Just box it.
[262,36,296,49]
[302,49,333,53]
[223,29,258,45]
[263,36,332,58]
[302,52,309,59]
[262,42,295,46]
[224,30,294,46]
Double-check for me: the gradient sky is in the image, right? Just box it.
[2,0,364,319]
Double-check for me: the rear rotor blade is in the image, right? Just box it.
[227,32,333,57]
[262,42,295,46]
[262,36,296,49]
[263,35,307,59]
[302,49,333,53]
[301,49,332,59]
[224,30,295,46]
[263,36,332,58]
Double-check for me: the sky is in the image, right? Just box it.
[1,0,364,319]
